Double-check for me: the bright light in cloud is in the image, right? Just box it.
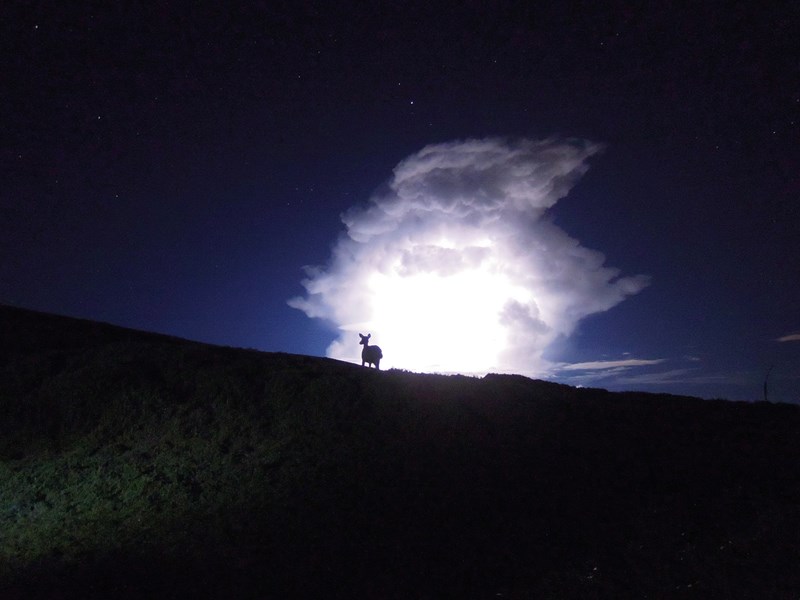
[289,137,650,375]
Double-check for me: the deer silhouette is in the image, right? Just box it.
[359,333,383,369]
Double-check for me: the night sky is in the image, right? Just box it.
[3,2,799,402]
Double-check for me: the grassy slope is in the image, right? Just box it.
[1,305,799,598]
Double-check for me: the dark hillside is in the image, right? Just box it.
[1,305,799,598]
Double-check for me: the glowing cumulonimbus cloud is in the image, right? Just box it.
[289,137,649,376]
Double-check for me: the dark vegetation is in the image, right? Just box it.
[1,305,799,599]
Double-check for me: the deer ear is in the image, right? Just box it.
[368,333,371,338]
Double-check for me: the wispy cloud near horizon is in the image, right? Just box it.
[777,333,800,342]
[289,137,650,375]
[555,359,755,393]
[560,358,666,371]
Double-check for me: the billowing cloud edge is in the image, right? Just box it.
[289,136,650,375]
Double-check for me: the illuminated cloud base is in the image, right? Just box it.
[290,138,649,376]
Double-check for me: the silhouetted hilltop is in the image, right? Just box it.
[1,305,798,599]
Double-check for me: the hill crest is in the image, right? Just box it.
[1,304,799,598]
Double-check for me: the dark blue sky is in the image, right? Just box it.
[3,1,798,402]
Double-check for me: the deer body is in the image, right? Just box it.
[359,333,383,369]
